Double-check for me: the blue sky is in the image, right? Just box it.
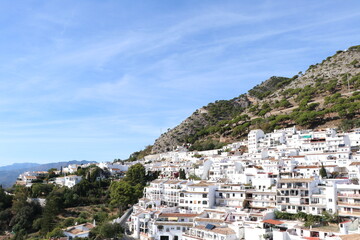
[0,1,359,166]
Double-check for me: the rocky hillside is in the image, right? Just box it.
[150,45,360,154]
[152,95,251,153]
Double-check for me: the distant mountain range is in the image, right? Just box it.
[0,160,97,188]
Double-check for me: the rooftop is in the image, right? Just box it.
[193,225,236,235]
[278,177,314,183]
[159,213,199,218]
[262,219,284,225]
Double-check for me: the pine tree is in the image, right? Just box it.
[320,163,327,178]
[179,169,186,180]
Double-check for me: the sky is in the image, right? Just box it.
[0,0,359,166]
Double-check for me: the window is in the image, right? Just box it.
[329,199,333,202]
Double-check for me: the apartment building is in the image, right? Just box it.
[337,184,360,218]
[248,129,265,153]
[276,177,320,214]
[215,184,246,207]
[179,182,217,213]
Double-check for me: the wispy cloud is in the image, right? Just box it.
[0,1,359,163]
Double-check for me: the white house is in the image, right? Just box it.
[63,222,95,239]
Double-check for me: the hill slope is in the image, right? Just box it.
[151,45,360,154]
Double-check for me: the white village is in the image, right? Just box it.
[14,126,360,240]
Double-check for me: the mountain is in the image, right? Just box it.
[0,160,97,188]
[151,45,360,154]
[0,162,41,171]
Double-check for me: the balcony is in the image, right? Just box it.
[247,198,275,202]
[338,201,360,207]
[338,193,360,199]
[277,201,309,205]
[339,211,360,217]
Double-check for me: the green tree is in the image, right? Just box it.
[320,163,327,178]
[93,211,108,224]
[72,179,92,197]
[12,229,27,240]
[10,202,41,234]
[0,209,12,234]
[179,169,186,180]
[40,189,64,234]
[99,223,123,238]
[0,186,12,211]
[11,186,28,213]
[31,183,54,198]
[90,223,123,239]
[61,218,75,228]
[134,183,145,199]
[47,168,58,180]
[110,181,136,212]
[321,210,338,224]
[46,227,65,239]
[146,170,160,182]
[188,174,201,180]
[124,163,146,186]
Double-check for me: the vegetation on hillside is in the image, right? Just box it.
[149,45,360,153]
[126,145,153,162]
[248,76,296,100]
[275,210,339,228]
[0,163,157,240]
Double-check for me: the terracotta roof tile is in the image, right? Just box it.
[262,219,284,225]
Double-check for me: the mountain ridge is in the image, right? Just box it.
[0,162,41,171]
[0,160,97,188]
[150,45,360,154]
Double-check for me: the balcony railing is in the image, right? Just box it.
[338,193,360,198]
[338,201,360,206]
